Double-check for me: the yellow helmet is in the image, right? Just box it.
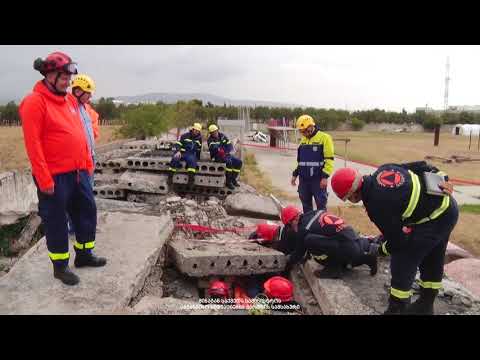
[296,115,315,130]
[192,123,202,131]
[71,74,95,93]
[208,124,219,133]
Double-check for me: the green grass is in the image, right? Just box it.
[459,204,480,214]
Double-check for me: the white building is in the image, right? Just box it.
[452,124,480,136]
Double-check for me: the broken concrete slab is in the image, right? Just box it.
[174,184,235,198]
[93,185,126,199]
[126,193,167,206]
[301,260,374,315]
[224,193,280,220]
[445,242,474,264]
[95,198,155,214]
[169,237,286,277]
[0,171,38,225]
[173,173,226,188]
[121,140,164,151]
[93,173,120,187]
[9,214,42,254]
[118,170,169,194]
[290,265,322,315]
[444,258,480,300]
[0,212,174,314]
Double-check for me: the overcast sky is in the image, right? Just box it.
[1,45,479,112]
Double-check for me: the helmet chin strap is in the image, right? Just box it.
[74,90,86,103]
[44,72,67,96]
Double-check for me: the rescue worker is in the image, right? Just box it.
[66,74,99,235]
[169,123,203,186]
[69,74,99,187]
[280,206,380,278]
[19,52,106,286]
[331,161,458,315]
[207,124,243,190]
[291,115,334,213]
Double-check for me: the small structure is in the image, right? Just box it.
[266,118,297,149]
[452,124,480,136]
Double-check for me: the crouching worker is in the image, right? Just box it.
[207,124,242,190]
[250,206,382,279]
[169,123,203,186]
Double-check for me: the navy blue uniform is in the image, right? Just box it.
[35,170,97,267]
[282,210,376,274]
[207,132,242,186]
[361,161,458,301]
[293,127,334,213]
[169,130,203,174]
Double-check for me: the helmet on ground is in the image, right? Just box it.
[71,74,95,93]
[192,123,202,131]
[208,124,219,133]
[33,51,78,76]
[331,167,363,201]
[263,276,293,303]
[280,205,301,225]
[208,280,229,298]
[296,114,315,130]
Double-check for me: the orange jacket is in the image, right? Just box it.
[85,103,100,140]
[19,81,94,192]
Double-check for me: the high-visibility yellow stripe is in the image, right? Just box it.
[390,287,412,299]
[49,252,70,261]
[175,141,182,145]
[180,148,186,152]
[382,242,390,256]
[187,168,196,173]
[313,255,328,261]
[415,195,450,225]
[74,241,95,250]
[436,171,447,178]
[402,171,421,220]
[168,167,177,172]
[232,169,241,173]
[418,280,442,289]
[184,139,192,142]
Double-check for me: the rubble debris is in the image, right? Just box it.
[224,193,280,220]
[9,214,42,255]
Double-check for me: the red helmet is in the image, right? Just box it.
[264,276,294,303]
[331,167,363,201]
[208,280,229,298]
[256,223,280,242]
[33,51,78,76]
[280,205,301,225]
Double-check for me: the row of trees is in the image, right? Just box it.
[3,97,480,136]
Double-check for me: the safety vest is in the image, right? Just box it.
[401,170,451,225]
[296,129,334,179]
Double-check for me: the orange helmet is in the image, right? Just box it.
[280,205,301,225]
[331,167,363,201]
[208,280,229,298]
[256,223,280,242]
[264,276,294,303]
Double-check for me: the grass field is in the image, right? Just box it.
[0,126,121,173]
[330,131,480,181]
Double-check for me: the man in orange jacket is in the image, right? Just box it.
[19,51,106,286]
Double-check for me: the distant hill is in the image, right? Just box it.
[113,92,302,108]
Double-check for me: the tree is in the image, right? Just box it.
[118,104,173,140]
[93,97,119,120]
[351,117,365,131]
[422,113,443,131]
[1,101,20,125]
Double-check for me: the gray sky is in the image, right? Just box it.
[1,45,479,112]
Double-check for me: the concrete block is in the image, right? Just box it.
[93,185,126,199]
[118,170,169,194]
[0,171,38,225]
[126,193,167,205]
[301,260,374,315]
[0,212,174,314]
[95,198,155,214]
[173,184,235,198]
[173,174,226,188]
[290,265,322,315]
[224,193,279,220]
[121,140,161,150]
[169,237,286,277]
[93,173,120,187]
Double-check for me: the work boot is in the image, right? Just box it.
[188,173,195,186]
[383,294,409,315]
[314,264,343,279]
[362,253,378,276]
[231,173,241,187]
[405,287,438,315]
[53,264,80,286]
[225,173,235,190]
[74,251,107,268]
